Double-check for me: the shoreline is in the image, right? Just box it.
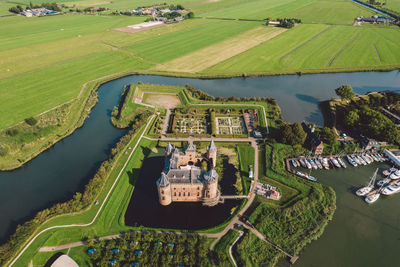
[1,66,399,171]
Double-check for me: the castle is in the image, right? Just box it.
[156,141,220,206]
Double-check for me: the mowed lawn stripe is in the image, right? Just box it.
[126,20,261,63]
[0,51,154,130]
[154,26,286,73]
[205,24,328,73]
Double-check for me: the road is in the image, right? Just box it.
[11,126,262,265]
[229,230,243,267]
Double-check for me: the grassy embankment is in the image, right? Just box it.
[213,229,240,266]
[233,142,336,265]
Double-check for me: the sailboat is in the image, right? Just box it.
[356,168,378,196]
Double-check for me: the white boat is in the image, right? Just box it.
[294,170,317,182]
[357,156,367,166]
[377,178,391,187]
[314,158,323,169]
[381,181,400,195]
[389,170,400,179]
[331,157,341,168]
[305,159,312,169]
[346,155,357,167]
[371,154,380,162]
[310,159,318,170]
[356,168,378,196]
[338,157,347,168]
[352,155,361,165]
[322,158,330,169]
[366,154,374,163]
[365,193,380,204]
[291,159,298,168]
[361,155,371,164]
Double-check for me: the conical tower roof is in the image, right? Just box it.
[204,168,218,182]
[165,143,174,153]
[208,140,217,152]
[157,172,170,187]
[186,142,196,152]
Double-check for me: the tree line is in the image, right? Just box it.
[0,110,151,265]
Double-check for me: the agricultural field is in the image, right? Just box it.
[206,24,400,73]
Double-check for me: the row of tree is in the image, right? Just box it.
[87,232,210,266]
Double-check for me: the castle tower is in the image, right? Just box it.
[203,169,219,199]
[207,140,217,168]
[165,143,174,158]
[156,172,172,206]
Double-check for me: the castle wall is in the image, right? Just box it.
[205,180,218,199]
[170,183,204,202]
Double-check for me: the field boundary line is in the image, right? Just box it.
[8,116,154,267]
[328,33,359,66]
[373,44,382,62]
[280,26,332,60]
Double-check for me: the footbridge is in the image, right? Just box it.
[220,195,249,200]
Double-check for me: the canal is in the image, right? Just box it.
[0,70,399,264]
[279,163,400,267]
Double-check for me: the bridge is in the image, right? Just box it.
[220,195,249,200]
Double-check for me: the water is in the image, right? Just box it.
[0,70,399,258]
[278,163,400,267]
[124,150,240,230]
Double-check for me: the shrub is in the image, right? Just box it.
[5,129,19,136]
[25,117,38,126]
[0,144,7,157]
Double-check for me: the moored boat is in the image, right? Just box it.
[305,159,312,169]
[381,181,400,195]
[310,159,318,170]
[389,170,400,180]
[338,157,347,168]
[291,159,298,168]
[331,157,341,168]
[377,178,391,187]
[365,193,380,204]
[346,155,357,167]
[322,158,330,169]
[356,168,378,196]
[299,158,306,168]
[314,158,323,169]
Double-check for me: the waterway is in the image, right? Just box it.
[0,71,399,263]
[278,163,400,267]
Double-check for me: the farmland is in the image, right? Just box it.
[0,0,399,169]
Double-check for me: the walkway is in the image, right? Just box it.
[229,230,243,267]
[160,108,171,137]
[9,116,155,267]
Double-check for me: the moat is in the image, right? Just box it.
[0,71,399,265]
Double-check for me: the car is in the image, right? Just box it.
[341,133,347,138]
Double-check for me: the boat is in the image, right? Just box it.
[310,159,318,170]
[356,168,378,196]
[293,170,317,182]
[321,158,330,169]
[361,154,371,164]
[389,170,400,179]
[314,158,323,169]
[357,156,367,166]
[352,155,361,165]
[381,181,400,195]
[291,159,298,168]
[346,155,357,167]
[382,169,391,176]
[377,178,391,187]
[305,159,312,169]
[299,158,306,168]
[371,154,380,162]
[331,157,341,168]
[365,193,380,204]
[338,157,347,168]
[366,154,374,163]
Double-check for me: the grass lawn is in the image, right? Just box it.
[213,229,240,266]
[237,145,255,195]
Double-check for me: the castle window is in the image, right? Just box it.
[183,192,185,196]
[174,192,176,196]
[161,190,164,194]
[197,187,200,190]
[197,192,200,196]
[188,192,190,196]
[162,197,165,200]
[179,192,181,197]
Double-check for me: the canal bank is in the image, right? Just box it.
[0,71,399,264]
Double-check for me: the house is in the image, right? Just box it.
[174,16,184,22]
[21,10,32,17]
[302,122,324,155]
[361,138,380,150]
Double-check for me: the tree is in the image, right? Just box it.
[320,127,337,145]
[185,11,194,19]
[279,123,306,146]
[344,110,359,127]
[335,85,354,99]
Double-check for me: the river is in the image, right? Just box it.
[0,71,399,264]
